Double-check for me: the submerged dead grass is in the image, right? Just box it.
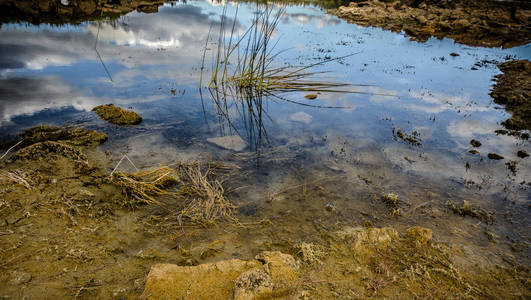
[110,161,236,226]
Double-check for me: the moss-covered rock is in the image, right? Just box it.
[92,104,142,125]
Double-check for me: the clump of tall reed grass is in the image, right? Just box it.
[200,4,388,150]
[201,5,367,104]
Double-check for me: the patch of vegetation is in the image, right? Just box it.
[447,200,494,223]
[93,104,142,125]
[393,127,422,146]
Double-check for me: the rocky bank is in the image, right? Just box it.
[330,0,531,48]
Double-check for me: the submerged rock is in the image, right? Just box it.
[207,135,247,152]
[487,153,504,160]
[23,125,107,146]
[92,104,142,125]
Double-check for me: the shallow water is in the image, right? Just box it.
[1,0,530,280]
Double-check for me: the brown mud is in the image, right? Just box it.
[1,125,530,299]
[490,59,531,132]
[330,0,531,48]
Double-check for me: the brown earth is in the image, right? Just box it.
[490,59,531,131]
[144,226,531,299]
[330,0,531,48]
[0,0,165,25]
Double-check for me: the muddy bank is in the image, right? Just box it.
[330,0,531,48]
[0,125,530,299]
[144,226,530,299]
[0,0,165,25]
[490,59,531,131]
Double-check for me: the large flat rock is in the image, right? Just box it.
[143,252,300,300]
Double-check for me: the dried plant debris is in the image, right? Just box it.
[93,104,142,125]
[447,200,494,223]
[393,128,422,146]
[176,162,237,226]
[381,193,401,216]
[110,167,180,206]
[110,162,237,226]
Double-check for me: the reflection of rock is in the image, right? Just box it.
[331,0,531,48]
[207,135,247,152]
[143,251,300,300]
[289,111,312,124]
[0,0,165,25]
[490,60,531,131]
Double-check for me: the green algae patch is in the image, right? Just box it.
[23,124,107,146]
[92,104,142,125]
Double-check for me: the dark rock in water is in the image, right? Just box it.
[468,149,480,155]
[450,53,460,57]
[470,139,482,147]
[487,153,504,160]
[517,150,529,158]
[494,129,509,135]
[238,202,258,216]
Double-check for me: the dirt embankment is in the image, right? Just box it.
[0,0,165,25]
[490,59,531,132]
[330,0,531,48]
